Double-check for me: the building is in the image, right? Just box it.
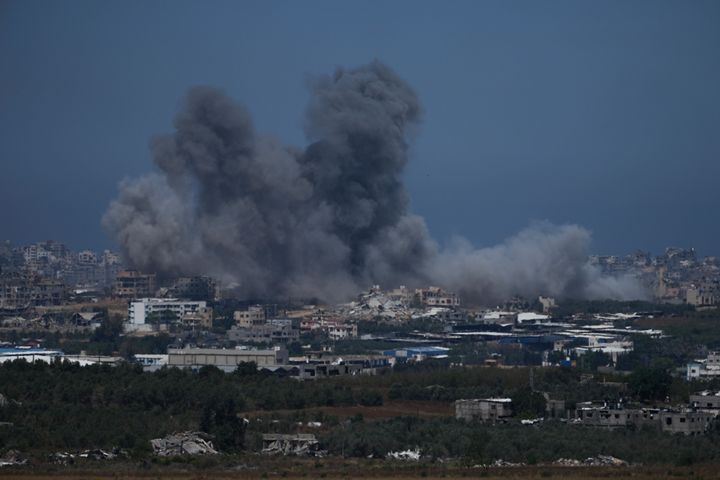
[687,352,720,380]
[264,362,365,380]
[134,354,169,371]
[179,307,213,330]
[167,346,288,371]
[0,347,121,367]
[415,286,460,307]
[77,250,98,265]
[0,346,63,364]
[382,346,450,362]
[127,298,210,331]
[538,296,556,313]
[575,403,643,429]
[113,271,156,298]
[455,398,513,422]
[690,391,720,411]
[575,402,715,435]
[166,276,217,302]
[687,284,718,306]
[228,319,299,344]
[234,306,266,327]
[0,273,65,308]
[659,410,714,435]
[327,323,358,341]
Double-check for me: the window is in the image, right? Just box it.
[666,418,672,425]
[680,417,686,423]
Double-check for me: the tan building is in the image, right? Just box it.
[234,306,266,327]
[113,270,156,298]
[180,306,213,330]
[416,286,460,307]
[167,346,288,371]
[687,285,718,306]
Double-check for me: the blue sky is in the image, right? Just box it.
[1,0,718,255]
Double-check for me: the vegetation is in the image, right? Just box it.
[0,357,719,466]
[320,416,720,465]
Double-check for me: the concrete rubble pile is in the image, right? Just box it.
[261,434,322,456]
[490,459,525,467]
[0,450,27,467]
[386,448,421,461]
[49,448,124,465]
[344,290,413,322]
[553,455,628,467]
[150,431,218,456]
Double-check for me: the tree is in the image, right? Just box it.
[511,386,547,418]
[628,367,672,402]
[91,315,124,342]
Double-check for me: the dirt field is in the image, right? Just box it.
[2,464,720,480]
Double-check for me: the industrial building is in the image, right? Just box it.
[167,346,288,371]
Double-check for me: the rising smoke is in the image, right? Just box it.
[103,60,646,304]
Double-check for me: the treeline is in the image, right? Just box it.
[0,360,362,454]
[0,359,699,459]
[319,417,720,465]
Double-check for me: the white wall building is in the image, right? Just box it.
[128,298,207,331]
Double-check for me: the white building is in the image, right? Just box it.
[134,354,169,371]
[687,353,720,380]
[127,298,208,331]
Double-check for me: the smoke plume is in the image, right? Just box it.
[103,60,646,304]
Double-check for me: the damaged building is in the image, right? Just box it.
[261,434,321,456]
[455,398,513,422]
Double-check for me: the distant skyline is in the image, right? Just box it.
[1,1,719,256]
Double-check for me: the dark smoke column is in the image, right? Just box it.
[301,61,435,285]
[104,60,646,304]
[103,61,433,301]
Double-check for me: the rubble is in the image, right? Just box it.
[0,450,27,467]
[150,431,218,456]
[49,448,125,465]
[520,418,543,425]
[490,459,525,467]
[386,448,421,461]
[261,433,322,456]
[553,455,628,467]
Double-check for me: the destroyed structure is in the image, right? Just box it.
[575,401,715,435]
[150,431,218,456]
[261,433,321,456]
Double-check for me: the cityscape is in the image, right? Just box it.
[2,1,720,478]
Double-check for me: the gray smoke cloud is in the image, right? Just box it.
[432,223,648,304]
[103,60,647,304]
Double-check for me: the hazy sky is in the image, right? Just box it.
[1,0,718,256]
